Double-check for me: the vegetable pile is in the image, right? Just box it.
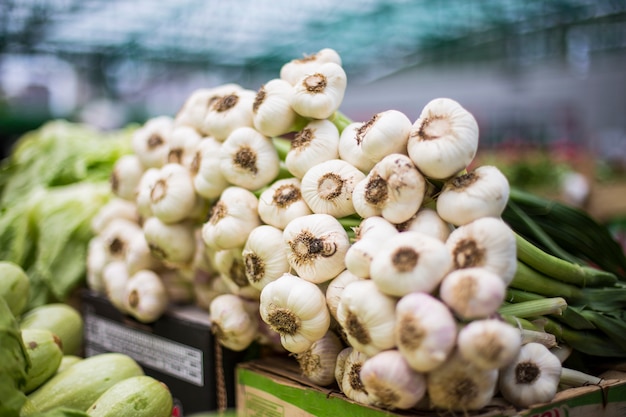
[84,47,626,413]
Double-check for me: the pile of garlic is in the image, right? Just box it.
[86,47,568,412]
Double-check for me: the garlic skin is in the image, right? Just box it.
[340,348,373,405]
[86,236,108,293]
[282,213,351,284]
[335,346,352,388]
[407,97,479,179]
[142,217,197,268]
[370,231,453,297]
[285,119,340,179]
[291,62,347,119]
[427,349,498,412]
[280,48,342,85]
[135,167,160,220]
[110,154,144,202]
[396,207,452,242]
[498,342,562,408]
[336,280,397,356]
[167,125,203,167]
[439,267,507,320]
[352,153,426,224]
[344,216,398,278]
[91,198,139,235]
[295,330,344,386]
[209,294,259,352]
[436,165,510,226]
[102,260,131,313]
[252,78,300,137]
[125,269,169,323]
[219,126,280,191]
[259,273,330,354]
[300,159,365,218]
[150,163,203,224]
[132,115,174,168]
[338,122,378,173]
[191,137,230,200]
[242,225,290,290]
[356,109,412,163]
[202,87,256,141]
[201,186,261,251]
[457,318,522,370]
[325,269,366,321]
[394,292,457,373]
[445,216,517,285]
[174,84,243,133]
[360,349,427,410]
[257,178,312,230]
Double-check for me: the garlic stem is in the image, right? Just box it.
[498,298,568,319]
[559,367,603,387]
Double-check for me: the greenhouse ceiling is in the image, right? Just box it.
[1,0,625,79]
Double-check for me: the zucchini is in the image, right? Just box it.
[55,355,83,374]
[86,375,173,417]
[19,303,83,355]
[21,328,64,394]
[0,260,30,317]
[24,353,144,415]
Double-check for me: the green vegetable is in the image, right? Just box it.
[0,261,30,317]
[0,298,30,417]
[85,376,173,417]
[21,329,64,394]
[20,303,84,356]
[0,120,134,309]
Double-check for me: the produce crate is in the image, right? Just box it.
[81,290,251,416]
[236,356,626,417]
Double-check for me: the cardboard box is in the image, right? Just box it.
[81,290,252,416]
[236,356,626,417]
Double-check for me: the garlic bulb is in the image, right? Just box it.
[142,217,197,268]
[396,207,452,242]
[167,125,203,167]
[407,97,479,179]
[242,225,290,290]
[325,269,366,321]
[219,127,280,191]
[280,48,342,85]
[125,231,162,275]
[336,280,397,356]
[110,154,144,202]
[498,342,562,408]
[370,231,452,297]
[439,267,507,320]
[445,216,517,285]
[201,186,261,251]
[436,165,510,226]
[352,153,426,224]
[174,84,242,133]
[300,159,365,218]
[159,268,194,305]
[291,62,347,120]
[86,236,108,293]
[339,348,373,405]
[295,330,344,386]
[214,248,261,300]
[100,218,143,262]
[282,213,351,284]
[257,178,312,230]
[457,318,522,370]
[252,78,300,137]
[354,109,412,163]
[125,269,169,323]
[338,121,378,173]
[132,115,174,168]
[91,197,139,235]
[335,346,352,388]
[150,163,204,224]
[201,87,256,141]
[427,349,498,411]
[135,167,160,220]
[259,273,330,354]
[102,260,131,313]
[284,119,340,179]
[344,216,398,278]
[209,293,259,352]
[360,349,427,410]
[394,292,457,373]
[190,137,229,200]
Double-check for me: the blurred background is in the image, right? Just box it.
[1,0,625,198]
